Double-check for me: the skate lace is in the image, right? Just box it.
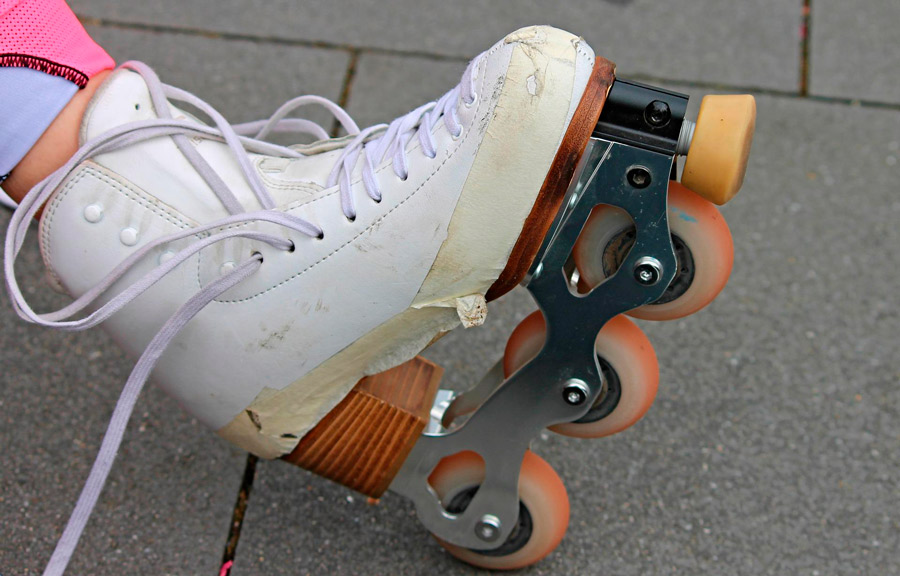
[3,58,478,576]
[327,65,476,220]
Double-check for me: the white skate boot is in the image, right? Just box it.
[7,23,756,572]
[18,24,606,454]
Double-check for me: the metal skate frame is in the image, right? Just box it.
[390,82,690,550]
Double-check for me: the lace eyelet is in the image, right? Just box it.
[317,230,325,240]
[347,215,356,222]
[287,240,296,253]
[374,195,383,204]
[463,94,477,108]
[451,127,463,141]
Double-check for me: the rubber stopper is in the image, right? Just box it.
[682,95,756,205]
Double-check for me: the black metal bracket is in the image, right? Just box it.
[594,78,689,156]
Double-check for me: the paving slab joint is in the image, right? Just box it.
[800,0,812,96]
[332,50,361,138]
[220,454,259,575]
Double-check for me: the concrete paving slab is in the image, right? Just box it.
[72,0,801,91]
[0,28,349,575]
[232,58,900,574]
[810,0,900,104]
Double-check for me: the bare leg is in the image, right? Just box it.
[3,70,110,204]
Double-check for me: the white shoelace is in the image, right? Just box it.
[0,188,16,210]
[4,58,477,576]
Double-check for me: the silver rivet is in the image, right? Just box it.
[219,261,237,275]
[120,227,139,246]
[158,250,175,265]
[475,515,502,543]
[83,204,104,223]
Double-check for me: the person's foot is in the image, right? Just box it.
[12,25,612,457]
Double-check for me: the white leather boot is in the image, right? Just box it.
[10,25,611,459]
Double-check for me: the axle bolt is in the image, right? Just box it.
[475,515,502,542]
[633,256,663,286]
[563,379,590,406]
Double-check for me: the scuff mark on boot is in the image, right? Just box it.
[526,74,540,96]
[246,409,263,431]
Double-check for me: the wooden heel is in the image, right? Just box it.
[282,356,443,497]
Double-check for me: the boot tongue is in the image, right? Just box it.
[79,68,190,146]
[75,68,252,221]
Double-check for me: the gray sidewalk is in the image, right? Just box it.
[2,1,899,575]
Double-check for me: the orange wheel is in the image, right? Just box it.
[502,310,550,379]
[503,311,658,439]
[428,450,569,570]
[573,181,734,321]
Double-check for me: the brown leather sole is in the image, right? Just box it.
[486,56,616,301]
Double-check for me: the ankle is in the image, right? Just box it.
[3,70,111,204]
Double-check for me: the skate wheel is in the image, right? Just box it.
[573,182,734,321]
[503,311,658,439]
[629,182,733,320]
[682,94,756,205]
[428,450,569,570]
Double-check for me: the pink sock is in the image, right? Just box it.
[1,0,115,87]
[0,0,115,182]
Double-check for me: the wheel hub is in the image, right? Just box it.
[446,486,534,556]
[572,356,621,424]
[601,230,695,306]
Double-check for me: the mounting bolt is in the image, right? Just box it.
[627,167,652,189]
[563,379,590,406]
[644,100,672,127]
[633,256,663,286]
[475,515,502,542]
